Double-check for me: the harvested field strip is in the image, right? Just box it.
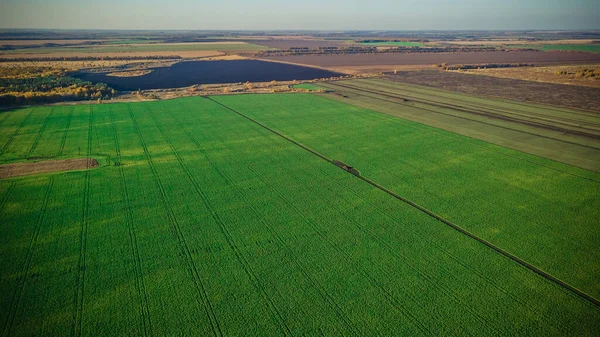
[212,94,600,300]
[0,158,99,179]
[361,79,600,131]
[325,81,600,141]
[210,97,600,308]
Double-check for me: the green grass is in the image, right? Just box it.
[4,42,269,54]
[293,83,323,91]
[1,96,599,336]
[358,41,425,47]
[506,44,600,52]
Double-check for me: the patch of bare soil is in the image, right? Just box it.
[107,69,152,77]
[0,158,98,179]
[460,64,600,88]
[385,71,600,113]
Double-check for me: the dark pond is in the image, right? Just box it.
[74,60,342,91]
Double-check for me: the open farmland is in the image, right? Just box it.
[1,95,600,336]
[262,51,600,73]
[507,44,600,53]
[1,42,269,54]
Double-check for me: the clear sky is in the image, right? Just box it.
[1,0,599,30]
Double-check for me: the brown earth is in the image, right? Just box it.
[263,51,600,73]
[108,70,153,77]
[384,71,600,113]
[441,39,598,46]
[0,39,107,46]
[0,158,99,179]
[0,50,223,59]
[459,64,600,88]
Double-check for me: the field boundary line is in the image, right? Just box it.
[208,97,600,309]
[128,105,223,337]
[58,106,74,156]
[109,106,153,336]
[26,106,55,158]
[71,105,93,337]
[145,103,292,337]
[0,108,34,156]
[3,177,54,337]
[169,100,361,335]
[318,90,600,182]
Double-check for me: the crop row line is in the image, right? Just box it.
[206,97,434,334]
[0,108,34,156]
[3,177,54,337]
[26,106,55,158]
[128,105,223,337]
[208,97,600,309]
[146,103,295,336]
[109,106,153,337]
[0,182,16,215]
[71,106,93,337]
[169,99,360,335]
[58,106,74,156]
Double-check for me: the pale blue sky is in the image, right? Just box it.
[1,0,599,30]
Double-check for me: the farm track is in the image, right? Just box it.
[241,98,567,334]
[0,182,15,213]
[26,107,55,158]
[71,106,93,337]
[246,104,568,334]
[169,99,362,335]
[208,97,600,309]
[58,107,74,156]
[144,104,291,337]
[361,79,600,131]
[323,82,600,145]
[2,177,54,337]
[0,108,33,156]
[109,106,152,336]
[128,105,223,337]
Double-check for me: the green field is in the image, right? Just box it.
[1,95,600,336]
[358,41,426,47]
[3,42,269,54]
[293,83,323,91]
[506,44,600,52]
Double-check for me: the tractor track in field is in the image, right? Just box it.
[145,103,292,337]
[208,97,600,309]
[27,107,55,158]
[58,106,74,156]
[207,97,436,335]
[0,182,15,213]
[109,106,153,337]
[169,99,362,336]
[360,79,600,132]
[128,105,223,337]
[236,109,504,335]
[71,106,93,337]
[3,177,54,337]
[0,108,33,156]
[323,82,600,149]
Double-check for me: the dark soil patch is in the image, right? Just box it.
[385,71,600,113]
[265,51,600,67]
[0,158,98,179]
[74,60,342,91]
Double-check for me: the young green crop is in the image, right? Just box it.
[1,95,599,336]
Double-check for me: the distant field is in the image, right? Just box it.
[1,42,269,54]
[104,39,160,45]
[293,83,324,90]
[507,44,600,53]
[1,96,599,335]
[357,41,426,47]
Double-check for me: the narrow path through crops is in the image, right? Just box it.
[207,97,600,308]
